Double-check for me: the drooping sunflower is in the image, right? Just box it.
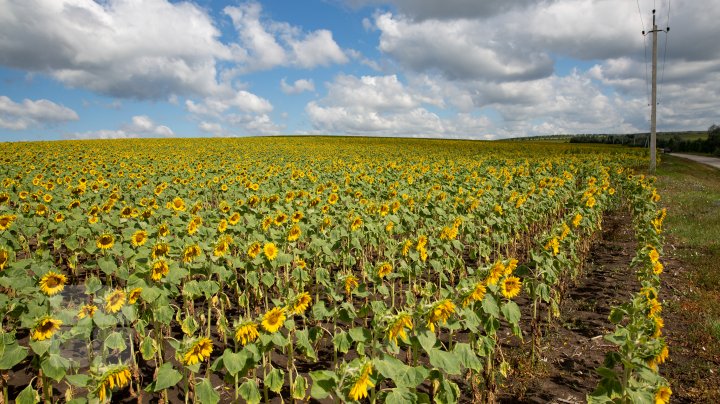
[105,289,126,314]
[158,223,170,237]
[247,242,261,259]
[292,292,312,315]
[0,214,17,231]
[150,259,170,281]
[504,258,519,276]
[348,362,375,401]
[130,230,148,247]
[97,233,115,250]
[377,262,392,279]
[544,237,560,256]
[648,248,660,264]
[151,242,170,259]
[426,300,456,332]
[263,242,278,261]
[572,213,583,227]
[0,248,9,271]
[31,316,62,341]
[183,337,213,366]
[350,216,363,231]
[655,386,672,404]
[261,306,286,333]
[344,274,359,296]
[287,225,302,242]
[462,281,487,307]
[387,313,413,344]
[39,271,67,296]
[217,219,228,233]
[486,261,506,285]
[35,203,48,216]
[127,288,142,304]
[187,216,202,235]
[96,365,132,402]
[652,260,664,275]
[500,276,522,299]
[235,322,260,346]
[77,304,98,319]
[182,244,202,263]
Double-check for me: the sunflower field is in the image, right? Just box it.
[0,137,669,403]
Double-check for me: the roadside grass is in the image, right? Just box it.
[655,155,720,400]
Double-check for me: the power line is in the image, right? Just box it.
[637,0,650,106]
[658,0,671,103]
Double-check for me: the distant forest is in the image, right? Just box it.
[566,125,720,156]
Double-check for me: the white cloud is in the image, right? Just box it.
[281,78,315,95]
[0,95,79,130]
[68,115,173,139]
[199,121,224,136]
[0,0,230,100]
[224,2,347,72]
[186,90,273,116]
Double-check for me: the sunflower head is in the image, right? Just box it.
[131,230,148,247]
[183,337,213,366]
[377,262,392,279]
[261,307,287,333]
[500,276,522,299]
[105,289,126,314]
[32,317,62,341]
[77,304,98,319]
[235,322,259,346]
[127,287,142,304]
[263,242,278,261]
[348,362,375,401]
[0,248,10,271]
[97,233,115,250]
[291,292,312,315]
[39,271,67,296]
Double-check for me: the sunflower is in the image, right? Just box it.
[213,239,229,257]
[287,225,302,242]
[182,244,202,263]
[0,193,8,205]
[462,281,487,307]
[486,261,505,285]
[120,206,133,218]
[228,212,241,226]
[648,248,660,263]
[385,221,394,233]
[504,258,519,276]
[88,215,99,224]
[158,223,170,237]
[655,386,671,404]
[39,271,67,296]
[344,274,359,296]
[151,242,170,259]
[247,242,261,259]
[127,287,142,304]
[648,298,662,317]
[348,362,375,401]
[263,242,278,261]
[291,292,312,315]
[97,233,115,250]
[544,237,559,256]
[350,216,363,231]
[652,316,664,338]
[187,216,202,235]
[261,307,286,333]
[0,248,9,271]
[274,212,288,226]
[31,317,62,341]
[235,322,260,346]
[0,214,17,231]
[377,262,392,279]
[35,203,48,216]
[416,235,428,250]
[328,193,339,204]
[559,223,571,241]
[586,196,596,208]
[387,313,413,344]
[217,219,228,233]
[171,197,186,212]
[652,261,664,275]
[500,276,522,299]
[130,230,148,247]
[97,365,132,402]
[261,216,273,231]
[77,304,98,319]
[426,300,456,332]
[183,337,213,366]
[402,240,413,256]
[150,259,170,281]
[105,289,126,314]
[290,211,304,223]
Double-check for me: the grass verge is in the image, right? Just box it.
[654,155,720,401]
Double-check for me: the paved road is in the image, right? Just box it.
[668,153,720,170]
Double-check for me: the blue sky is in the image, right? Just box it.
[1,0,719,141]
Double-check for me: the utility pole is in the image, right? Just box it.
[644,9,669,174]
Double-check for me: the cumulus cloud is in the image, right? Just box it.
[281,78,315,94]
[224,2,348,72]
[0,0,231,100]
[0,95,79,130]
[67,115,173,139]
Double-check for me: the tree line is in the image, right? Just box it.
[568,125,720,156]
